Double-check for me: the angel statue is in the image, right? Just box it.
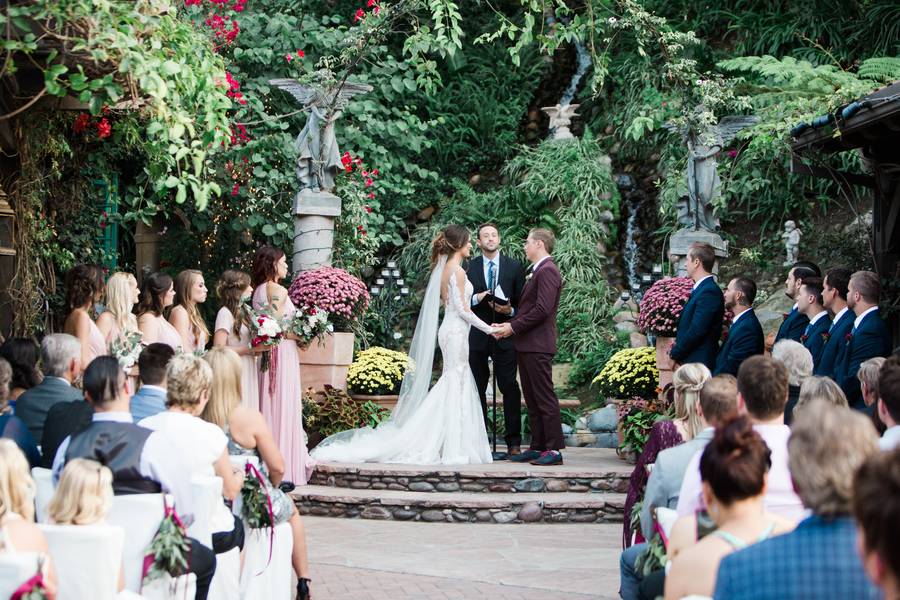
[270,77,373,193]
[542,103,580,140]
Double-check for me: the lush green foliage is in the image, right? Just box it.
[303,385,391,437]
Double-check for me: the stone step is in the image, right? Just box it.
[292,485,625,525]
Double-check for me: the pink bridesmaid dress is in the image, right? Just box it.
[214,307,260,411]
[253,285,315,485]
[156,315,184,353]
[86,319,108,365]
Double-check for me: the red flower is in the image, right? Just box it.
[364,205,372,213]
[372,6,380,15]
[366,0,378,6]
[285,54,293,62]
[365,178,374,187]
[96,118,112,140]
[367,192,375,199]
[846,333,853,342]
[800,334,809,343]
[73,113,90,134]
[231,183,240,196]
[782,313,789,321]
[823,332,831,342]
[309,308,317,315]
[371,169,379,176]
[354,8,365,22]
[296,49,305,58]
[354,157,362,165]
[357,225,364,231]
[361,170,368,177]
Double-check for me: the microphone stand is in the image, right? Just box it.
[489,262,508,461]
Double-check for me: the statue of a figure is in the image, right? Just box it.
[270,77,373,193]
[542,104,580,140]
[782,220,801,266]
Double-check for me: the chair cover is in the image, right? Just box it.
[0,553,40,599]
[190,476,240,600]
[30,468,54,524]
[40,523,123,600]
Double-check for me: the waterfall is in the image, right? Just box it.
[616,174,642,299]
[559,42,591,107]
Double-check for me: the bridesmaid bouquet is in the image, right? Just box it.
[284,305,333,349]
[244,304,283,372]
[109,330,144,374]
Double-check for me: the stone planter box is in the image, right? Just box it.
[655,335,675,399]
[350,393,400,412]
[299,332,355,392]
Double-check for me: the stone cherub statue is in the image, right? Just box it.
[542,103,580,140]
[782,220,801,266]
[270,76,373,193]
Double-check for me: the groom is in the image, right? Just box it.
[492,228,565,466]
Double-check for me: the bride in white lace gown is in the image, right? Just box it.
[311,225,495,465]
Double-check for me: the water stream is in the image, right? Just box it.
[559,42,591,107]
[616,174,642,298]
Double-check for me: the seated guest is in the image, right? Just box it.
[0,337,42,403]
[51,356,215,600]
[815,267,853,378]
[0,440,57,596]
[0,358,40,467]
[714,277,764,376]
[678,356,805,521]
[202,348,313,600]
[664,416,795,600]
[839,271,893,410]
[792,375,847,422]
[40,398,93,470]
[714,404,881,599]
[796,277,831,365]
[139,354,245,557]
[771,340,813,425]
[876,357,900,451]
[669,243,724,371]
[130,343,175,421]
[859,357,887,434]
[16,333,83,441]
[772,261,819,346]
[852,447,900,599]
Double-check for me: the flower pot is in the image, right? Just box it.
[350,393,400,412]
[655,336,675,400]
[298,332,355,392]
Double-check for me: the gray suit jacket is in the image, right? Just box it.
[640,427,715,540]
[16,377,83,441]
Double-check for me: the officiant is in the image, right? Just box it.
[466,223,526,456]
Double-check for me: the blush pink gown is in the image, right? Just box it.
[86,319,108,365]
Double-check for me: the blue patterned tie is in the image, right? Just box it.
[487,260,495,290]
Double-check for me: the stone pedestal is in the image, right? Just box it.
[298,331,355,392]
[293,189,341,273]
[668,228,728,276]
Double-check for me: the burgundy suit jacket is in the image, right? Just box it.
[510,258,562,354]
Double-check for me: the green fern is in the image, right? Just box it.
[857,57,900,84]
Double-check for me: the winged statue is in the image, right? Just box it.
[542,103,580,140]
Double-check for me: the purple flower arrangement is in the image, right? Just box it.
[288,267,370,332]
[636,277,694,337]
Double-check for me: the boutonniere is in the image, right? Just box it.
[525,272,533,283]
[782,312,789,321]
[845,332,854,342]
[800,334,809,343]
[822,332,830,343]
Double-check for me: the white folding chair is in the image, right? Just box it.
[30,467,54,523]
[0,553,41,598]
[191,476,240,600]
[40,523,123,600]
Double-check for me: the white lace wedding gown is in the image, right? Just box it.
[311,273,493,465]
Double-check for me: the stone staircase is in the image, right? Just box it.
[291,447,630,525]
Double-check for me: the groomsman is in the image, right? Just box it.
[797,277,831,366]
[670,242,724,371]
[815,267,854,378]
[838,271,893,411]
[773,261,820,344]
[713,277,764,376]
[466,223,526,456]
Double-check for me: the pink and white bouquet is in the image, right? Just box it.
[244,303,283,372]
[288,267,370,332]
[285,305,333,349]
[636,277,695,338]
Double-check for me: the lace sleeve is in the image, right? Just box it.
[450,271,494,335]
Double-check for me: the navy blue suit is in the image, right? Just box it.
[774,305,809,343]
[670,277,724,371]
[814,309,855,379]
[801,313,832,366]
[713,308,764,376]
[838,309,893,409]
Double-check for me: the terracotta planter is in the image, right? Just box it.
[350,393,400,412]
[655,336,675,400]
[298,332,355,392]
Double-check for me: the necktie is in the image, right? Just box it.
[487,260,495,290]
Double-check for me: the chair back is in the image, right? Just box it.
[187,476,222,548]
[107,493,165,593]
[30,468,53,524]
[40,524,123,600]
[0,553,40,599]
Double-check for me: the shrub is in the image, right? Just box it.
[288,267,369,332]
[636,277,694,337]
[592,347,659,400]
[616,396,671,456]
[347,347,412,396]
[302,385,390,437]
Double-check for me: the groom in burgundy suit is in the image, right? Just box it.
[492,228,565,466]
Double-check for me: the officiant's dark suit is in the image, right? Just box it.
[467,254,526,448]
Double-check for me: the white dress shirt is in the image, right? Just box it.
[808,310,829,326]
[693,274,714,290]
[830,306,849,331]
[472,255,502,306]
[730,307,753,327]
[880,425,900,451]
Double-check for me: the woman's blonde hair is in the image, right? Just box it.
[794,375,848,419]
[48,459,113,525]
[166,353,213,409]
[673,362,711,440]
[201,347,243,428]
[105,272,139,336]
[0,440,36,522]
[173,270,209,345]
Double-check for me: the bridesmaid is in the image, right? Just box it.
[136,272,183,352]
[251,246,314,485]
[96,272,140,344]
[213,270,264,411]
[63,264,107,368]
[169,270,210,353]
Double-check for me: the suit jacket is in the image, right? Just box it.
[510,259,562,355]
[813,309,854,378]
[16,377,83,441]
[713,308,764,376]
[670,277,724,370]
[714,515,881,600]
[775,306,809,343]
[801,313,832,366]
[130,386,167,423]
[838,309,893,409]
[466,254,526,353]
[39,400,94,469]
[640,427,714,540]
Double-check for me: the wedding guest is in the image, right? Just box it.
[876,357,900,450]
[0,358,41,467]
[792,375,847,421]
[0,337,41,402]
[130,343,174,422]
[796,276,831,365]
[678,356,805,521]
[96,272,140,344]
[714,404,880,599]
[771,340,813,425]
[623,363,710,547]
[814,267,853,378]
[251,245,315,484]
[202,347,313,600]
[838,270,893,410]
[63,264,108,368]
[773,261,819,346]
[136,272,182,352]
[169,270,210,353]
[213,270,264,412]
[859,357,887,434]
[853,447,900,599]
[16,334,83,441]
[0,440,57,596]
[664,416,795,600]
[139,354,245,556]
[713,277,764,376]
[669,242,724,371]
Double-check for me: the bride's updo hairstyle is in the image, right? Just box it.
[431,225,470,267]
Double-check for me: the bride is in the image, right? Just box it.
[311,225,496,465]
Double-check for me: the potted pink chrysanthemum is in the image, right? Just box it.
[636,277,694,396]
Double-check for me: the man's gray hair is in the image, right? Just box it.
[41,334,81,378]
[771,340,813,386]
